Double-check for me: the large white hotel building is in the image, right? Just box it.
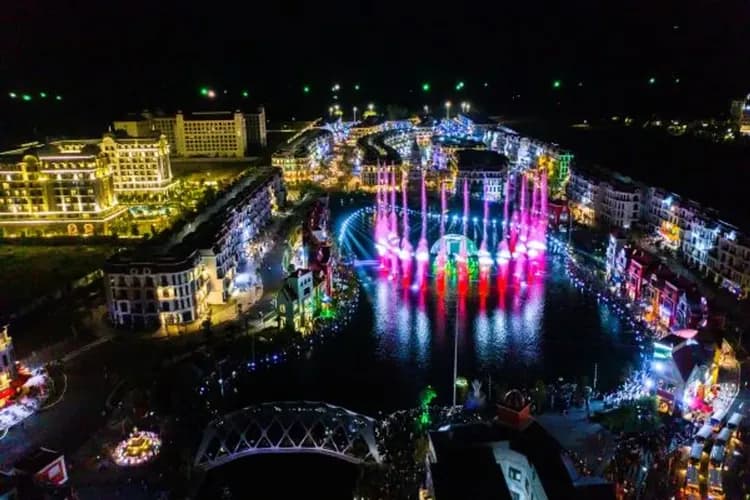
[114,108,267,158]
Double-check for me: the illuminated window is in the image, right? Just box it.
[508,467,522,481]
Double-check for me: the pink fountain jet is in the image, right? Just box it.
[477,182,493,269]
[388,168,400,277]
[436,180,447,269]
[374,165,390,267]
[415,171,430,288]
[399,171,413,284]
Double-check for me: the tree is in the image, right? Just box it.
[202,314,213,339]
[533,380,547,413]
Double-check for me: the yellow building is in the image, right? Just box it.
[0,142,125,236]
[272,129,333,185]
[100,133,174,196]
[114,109,264,158]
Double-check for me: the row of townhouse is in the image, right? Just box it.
[606,235,708,330]
[103,168,285,329]
[569,164,750,298]
[566,165,643,230]
[645,189,750,298]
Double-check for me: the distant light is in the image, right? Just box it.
[455,81,465,91]
[8,92,16,99]
[200,87,209,96]
[674,77,680,84]
[483,82,489,88]
[354,84,360,91]
[39,92,47,98]
[55,95,62,101]
[368,103,374,111]
[421,82,431,92]
[303,85,310,94]
[552,80,562,89]
[648,77,656,85]
[577,81,584,87]
[241,90,249,98]
[207,89,216,99]
[21,94,32,101]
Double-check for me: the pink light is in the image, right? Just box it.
[527,240,546,250]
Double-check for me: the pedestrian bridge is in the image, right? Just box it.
[194,401,382,470]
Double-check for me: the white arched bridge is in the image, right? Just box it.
[194,401,382,470]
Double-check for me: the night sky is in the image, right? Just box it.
[2,0,749,139]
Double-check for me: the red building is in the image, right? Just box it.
[302,196,335,296]
[626,250,654,301]
[624,250,707,330]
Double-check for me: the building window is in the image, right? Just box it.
[508,467,522,482]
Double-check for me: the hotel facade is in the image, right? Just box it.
[114,108,267,158]
[0,142,124,236]
[100,133,174,196]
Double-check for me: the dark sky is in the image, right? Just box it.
[1,0,749,134]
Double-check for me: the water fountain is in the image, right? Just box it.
[368,166,549,292]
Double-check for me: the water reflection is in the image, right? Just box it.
[344,206,636,397]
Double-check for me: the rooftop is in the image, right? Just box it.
[105,168,279,271]
[429,421,614,500]
[274,128,333,158]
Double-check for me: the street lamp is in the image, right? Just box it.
[445,101,451,119]
[353,106,358,122]
[328,106,334,115]
[423,105,429,115]
[368,102,374,111]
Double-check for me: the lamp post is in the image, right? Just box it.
[368,103,375,112]
[445,101,451,120]
[452,297,459,407]
[423,105,429,115]
[353,106,358,122]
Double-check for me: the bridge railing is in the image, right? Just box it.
[194,401,382,470]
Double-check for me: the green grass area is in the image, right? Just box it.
[0,244,117,310]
